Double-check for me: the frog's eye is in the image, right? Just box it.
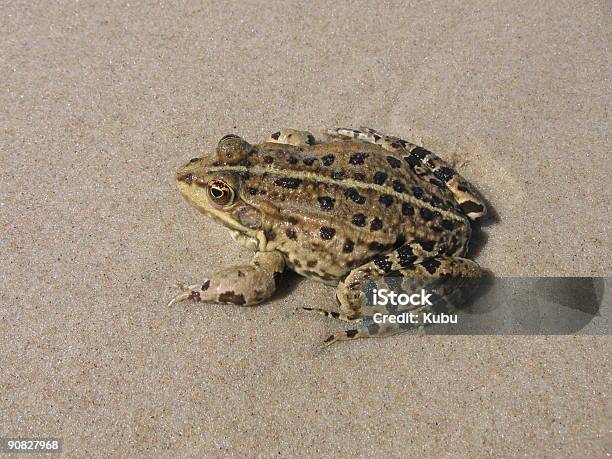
[207,179,235,207]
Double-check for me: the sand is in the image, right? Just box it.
[1,0,610,456]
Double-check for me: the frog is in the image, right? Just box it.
[168,127,487,344]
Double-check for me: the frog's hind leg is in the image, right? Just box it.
[266,128,316,147]
[322,324,378,346]
[336,241,480,318]
[327,127,419,151]
[327,127,487,220]
[323,248,482,345]
[322,320,422,346]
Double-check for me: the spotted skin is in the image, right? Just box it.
[326,127,487,220]
[323,255,482,345]
[170,128,489,345]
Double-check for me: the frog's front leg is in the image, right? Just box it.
[168,251,285,307]
[324,252,482,345]
[266,128,316,147]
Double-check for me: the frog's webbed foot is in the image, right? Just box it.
[321,322,406,346]
[322,328,363,346]
[266,128,316,147]
[168,251,285,307]
[321,312,431,346]
[326,126,487,221]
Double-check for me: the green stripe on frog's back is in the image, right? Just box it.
[256,143,462,219]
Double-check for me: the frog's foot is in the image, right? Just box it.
[322,327,365,346]
[168,275,266,307]
[323,308,442,345]
[168,281,213,306]
[322,322,406,346]
[300,307,363,323]
[267,128,316,147]
[327,126,487,221]
[168,251,285,307]
[325,127,396,145]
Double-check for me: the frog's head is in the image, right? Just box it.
[175,135,262,236]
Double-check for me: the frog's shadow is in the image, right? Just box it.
[272,270,305,301]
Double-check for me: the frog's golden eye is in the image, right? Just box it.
[207,179,235,206]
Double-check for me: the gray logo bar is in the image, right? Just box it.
[359,277,609,335]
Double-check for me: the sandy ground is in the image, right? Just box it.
[1,1,610,456]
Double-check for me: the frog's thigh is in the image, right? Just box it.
[326,254,482,345]
[327,126,487,220]
[337,252,482,316]
[266,128,315,147]
[168,251,285,307]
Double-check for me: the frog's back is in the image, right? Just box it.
[236,140,470,282]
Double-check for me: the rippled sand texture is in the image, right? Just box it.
[1,1,610,456]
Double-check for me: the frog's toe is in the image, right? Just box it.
[167,281,211,307]
[326,127,370,141]
[322,319,422,345]
[322,328,364,346]
[167,291,191,307]
[357,126,390,139]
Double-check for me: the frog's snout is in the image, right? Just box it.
[176,169,197,184]
[176,158,204,184]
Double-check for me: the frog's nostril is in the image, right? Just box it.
[177,172,197,183]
